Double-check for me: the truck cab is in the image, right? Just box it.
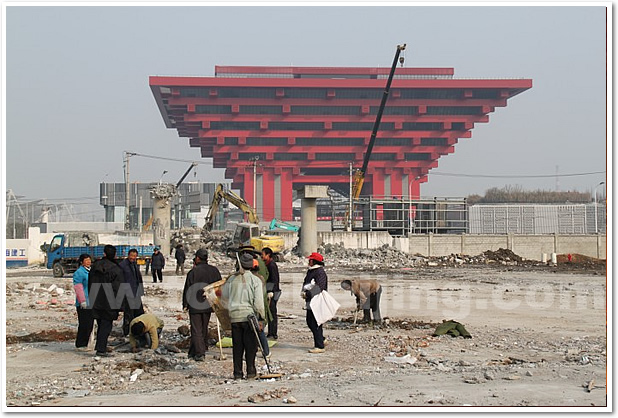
[46,232,102,277]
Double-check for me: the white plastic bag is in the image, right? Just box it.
[309,290,341,325]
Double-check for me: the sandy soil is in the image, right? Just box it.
[3,260,608,411]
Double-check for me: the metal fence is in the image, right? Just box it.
[469,204,607,235]
[330,196,468,236]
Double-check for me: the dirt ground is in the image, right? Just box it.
[3,256,608,411]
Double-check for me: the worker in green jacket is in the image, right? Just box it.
[221,253,266,380]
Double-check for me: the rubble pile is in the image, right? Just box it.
[282,243,540,271]
[171,227,232,254]
[247,387,293,403]
[482,248,523,263]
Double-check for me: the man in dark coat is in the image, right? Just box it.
[88,245,123,357]
[182,248,222,361]
[175,244,186,276]
[150,247,165,283]
[118,248,145,337]
[262,247,281,340]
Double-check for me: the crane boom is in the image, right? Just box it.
[351,43,406,200]
[176,162,197,188]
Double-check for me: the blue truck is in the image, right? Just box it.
[46,232,155,277]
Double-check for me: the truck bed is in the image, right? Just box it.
[60,245,155,260]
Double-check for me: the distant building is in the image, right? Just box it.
[99,182,228,230]
[150,65,532,221]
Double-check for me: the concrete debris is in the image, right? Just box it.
[247,388,291,404]
[384,354,417,365]
[297,243,534,271]
[3,253,607,407]
[177,325,190,337]
[129,369,144,382]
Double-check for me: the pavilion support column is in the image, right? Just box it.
[371,168,386,198]
[390,170,403,198]
[276,168,294,221]
[261,168,275,221]
[298,185,329,257]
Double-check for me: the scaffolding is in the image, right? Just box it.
[331,196,468,236]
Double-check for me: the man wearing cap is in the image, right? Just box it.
[182,248,222,361]
[150,247,166,283]
[301,252,329,354]
[341,279,382,324]
[238,245,268,282]
[221,253,266,379]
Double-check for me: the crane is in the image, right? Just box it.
[347,43,406,230]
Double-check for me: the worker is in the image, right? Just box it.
[301,252,328,354]
[73,253,94,351]
[261,247,281,340]
[221,252,266,380]
[238,245,268,281]
[118,248,145,337]
[182,248,222,362]
[129,313,164,352]
[175,244,186,276]
[150,247,165,283]
[248,258,271,358]
[340,279,382,324]
[88,245,123,357]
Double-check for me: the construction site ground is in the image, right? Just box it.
[4,252,607,410]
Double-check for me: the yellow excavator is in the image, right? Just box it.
[203,184,285,257]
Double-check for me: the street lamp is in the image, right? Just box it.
[158,170,169,185]
[594,181,605,234]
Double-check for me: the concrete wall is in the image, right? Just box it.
[319,231,392,249]
[317,232,606,261]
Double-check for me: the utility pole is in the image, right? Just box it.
[348,162,353,231]
[251,156,259,212]
[124,151,135,230]
[594,181,605,234]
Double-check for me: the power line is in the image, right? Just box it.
[430,170,606,179]
[125,151,213,166]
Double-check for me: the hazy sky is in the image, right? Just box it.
[4,3,609,212]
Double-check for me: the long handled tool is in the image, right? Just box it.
[247,314,281,379]
[215,317,226,360]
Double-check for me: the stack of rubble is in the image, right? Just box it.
[282,244,539,271]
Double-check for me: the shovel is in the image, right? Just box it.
[215,317,226,360]
[247,313,282,380]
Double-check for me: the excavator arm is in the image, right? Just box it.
[203,184,260,231]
